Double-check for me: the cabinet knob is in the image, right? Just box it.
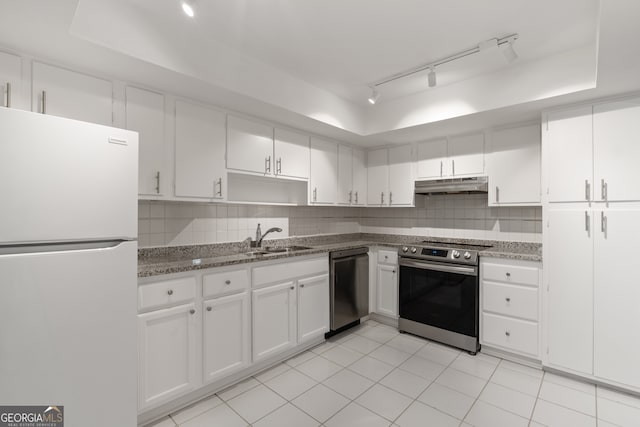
[225,280,231,285]
[207,306,212,312]
[167,289,174,295]
[300,284,305,288]
[505,331,510,337]
[290,286,294,290]
[505,297,511,302]
[505,272,511,277]
[392,269,396,273]
[189,309,196,315]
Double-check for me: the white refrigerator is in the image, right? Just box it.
[0,108,138,426]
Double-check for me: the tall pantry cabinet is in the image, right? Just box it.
[543,97,640,391]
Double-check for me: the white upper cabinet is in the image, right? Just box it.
[337,145,353,205]
[448,133,485,177]
[417,133,484,179]
[309,137,338,204]
[274,128,310,179]
[367,148,389,206]
[487,124,541,206]
[32,62,113,126]
[545,106,593,202]
[174,100,226,199]
[593,98,640,202]
[388,145,414,206]
[352,148,367,206]
[125,86,165,197]
[0,51,22,110]
[417,138,447,179]
[227,115,274,175]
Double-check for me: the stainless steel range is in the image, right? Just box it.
[397,240,492,354]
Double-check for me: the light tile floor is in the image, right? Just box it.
[147,320,640,427]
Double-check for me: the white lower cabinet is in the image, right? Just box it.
[203,292,250,384]
[252,281,297,362]
[298,274,330,343]
[480,258,541,360]
[375,249,398,318]
[138,303,199,410]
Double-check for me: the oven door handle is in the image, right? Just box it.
[399,258,478,276]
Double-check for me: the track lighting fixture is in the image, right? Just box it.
[181,0,195,18]
[427,67,436,88]
[367,88,380,105]
[366,33,518,104]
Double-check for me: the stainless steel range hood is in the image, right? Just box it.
[414,176,488,195]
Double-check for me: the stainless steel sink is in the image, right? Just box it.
[244,245,312,257]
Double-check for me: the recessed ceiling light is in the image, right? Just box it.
[368,88,380,105]
[181,1,195,18]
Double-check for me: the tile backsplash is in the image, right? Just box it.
[138,194,541,248]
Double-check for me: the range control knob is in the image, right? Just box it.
[402,246,409,252]
[410,247,418,254]
[464,251,472,260]
[452,250,461,259]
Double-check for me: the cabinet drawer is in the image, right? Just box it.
[378,249,397,264]
[253,256,328,287]
[203,268,249,298]
[483,282,538,321]
[138,276,196,312]
[482,313,538,357]
[482,262,539,287]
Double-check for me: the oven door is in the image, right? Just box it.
[398,258,478,338]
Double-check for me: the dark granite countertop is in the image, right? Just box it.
[138,233,541,278]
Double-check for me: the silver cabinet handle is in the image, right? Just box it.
[167,289,173,295]
[206,306,212,312]
[505,297,511,302]
[585,211,589,232]
[601,211,606,234]
[389,192,393,205]
[505,331,511,337]
[585,179,590,201]
[265,156,272,173]
[355,191,358,204]
[496,186,499,203]
[225,280,231,285]
[440,160,443,177]
[216,177,223,197]
[5,82,10,108]
[452,159,455,176]
[349,191,353,204]
[381,192,384,205]
[601,179,607,201]
[277,157,282,174]
[189,309,196,315]
[313,187,317,202]
[41,90,47,114]
[155,172,160,194]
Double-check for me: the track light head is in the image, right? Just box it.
[502,41,518,63]
[368,88,380,105]
[181,0,195,17]
[427,68,437,88]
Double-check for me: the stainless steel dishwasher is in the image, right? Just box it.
[329,247,369,334]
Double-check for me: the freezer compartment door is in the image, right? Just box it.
[0,108,138,243]
[0,240,137,427]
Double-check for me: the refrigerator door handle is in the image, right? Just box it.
[0,240,132,255]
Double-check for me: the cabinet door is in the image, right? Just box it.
[298,274,330,343]
[203,293,250,384]
[337,145,353,205]
[175,100,226,199]
[309,137,338,204]
[367,148,389,206]
[546,209,593,375]
[594,209,640,388]
[252,282,296,362]
[32,62,113,126]
[352,148,367,206]
[388,145,414,206]
[377,264,398,317]
[274,128,309,179]
[448,133,485,176]
[546,106,593,202]
[0,51,22,109]
[417,139,447,178]
[488,124,541,205]
[594,99,640,202]
[227,115,274,175]
[125,87,165,197]
[138,303,198,409]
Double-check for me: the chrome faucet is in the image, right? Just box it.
[249,224,282,247]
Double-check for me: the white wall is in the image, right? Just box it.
[139,195,541,248]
